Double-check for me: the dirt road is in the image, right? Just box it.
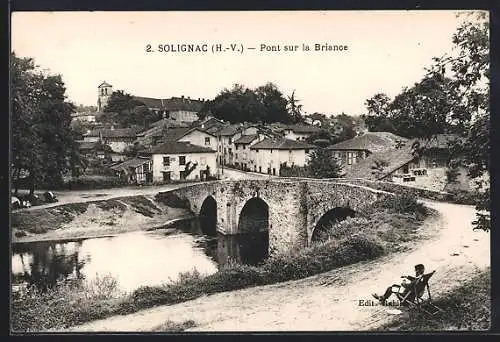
[67,200,489,332]
[13,168,269,213]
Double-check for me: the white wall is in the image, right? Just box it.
[178,130,217,150]
[250,148,311,175]
[170,110,199,123]
[152,152,217,182]
[284,131,311,141]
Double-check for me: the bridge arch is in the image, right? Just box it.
[199,195,217,236]
[310,207,356,244]
[236,197,270,264]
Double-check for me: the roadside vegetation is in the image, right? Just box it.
[11,193,434,332]
[378,268,491,331]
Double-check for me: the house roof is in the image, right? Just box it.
[132,96,205,112]
[344,141,416,180]
[234,134,259,145]
[98,81,112,88]
[85,127,141,138]
[284,124,322,134]
[110,157,150,171]
[149,141,216,155]
[250,138,316,150]
[218,125,242,136]
[179,127,217,139]
[328,132,408,153]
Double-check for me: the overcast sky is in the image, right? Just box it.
[11,10,479,116]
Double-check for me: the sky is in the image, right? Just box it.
[11,10,482,116]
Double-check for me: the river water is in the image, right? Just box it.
[11,219,269,294]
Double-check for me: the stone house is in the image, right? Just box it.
[233,134,261,171]
[177,127,218,151]
[328,132,408,169]
[148,141,217,183]
[109,157,153,185]
[345,134,483,192]
[250,138,316,175]
[132,95,206,124]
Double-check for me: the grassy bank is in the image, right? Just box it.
[378,268,491,331]
[11,194,433,332]
[11,195,191,243]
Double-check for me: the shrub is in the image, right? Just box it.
[154,192,190,209]
[372,193,427,219]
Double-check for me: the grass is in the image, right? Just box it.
[150,320,197,332]
[378,268,491,331]
[11,196,163,238]
[11,194,431,332]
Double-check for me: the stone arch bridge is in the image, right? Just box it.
[156,179,391,255]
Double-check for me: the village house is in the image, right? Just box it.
[233,134,261,171]
[109,157,153,185]
[135,124,190,148]
[71,111,98,123]
[344,133,485,192]
[83,127,142,154]
[132,95,206,124]
[177,127,218,151]
[148,141,217,183]
[217,124,243,166]
[250,138,316,176]
[282,124,322,141]
[328,132,408,168]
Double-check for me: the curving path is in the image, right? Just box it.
[66,200,490,332]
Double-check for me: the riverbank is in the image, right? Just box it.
[11,195,192,244]
[12,194,437,332]
[65,201,489,332]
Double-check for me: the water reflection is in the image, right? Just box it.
[11,218,269,293]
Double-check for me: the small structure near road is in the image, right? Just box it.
[110,157,153,185]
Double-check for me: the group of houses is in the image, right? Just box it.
[72,81,483,192]
[76,113,322,184]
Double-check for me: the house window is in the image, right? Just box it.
[229,138,232,144]
[200,157,206,165]
[256,149,259,153]
[235,153,238,160]
[162,171,171,182]
[347,152,353,165]
[163,156,170,166]
[305,149,310,154]
[243,145,246,150]
[235,145,239,150]
[270,149,273,154]
[179,156,186,165]
[143,163,150,173]
[205,137,210,145]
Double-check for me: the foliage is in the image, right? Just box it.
[279,164,311,177]
[371,193,428,220]
[371,158,390,179]
[307,147,343,178]
[12,207,429,332]
[200,83,302,124]
[11,52,80,194]
[100,90,161,128]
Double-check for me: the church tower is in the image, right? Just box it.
[97,81,113,112]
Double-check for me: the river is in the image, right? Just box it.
[11,219,269,294]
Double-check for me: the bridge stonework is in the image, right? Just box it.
[160,179,388,255]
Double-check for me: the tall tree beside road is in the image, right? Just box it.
[11,52,78,194]
[307,147,343,179]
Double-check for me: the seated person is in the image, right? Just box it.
[372,264,425,305]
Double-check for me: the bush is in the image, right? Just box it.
[372,193,427,219]
[445,189,479,205]
[65,175,128,190]
[154,192,190,209]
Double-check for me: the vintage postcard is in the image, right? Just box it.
[10,10,491,333]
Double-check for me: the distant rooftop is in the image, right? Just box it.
[328,132,408,153]
[251,138,316,150]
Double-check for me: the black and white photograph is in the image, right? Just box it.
[10,10,491,333]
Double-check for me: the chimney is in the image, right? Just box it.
[187,96,190,101]
[181,95,184,100]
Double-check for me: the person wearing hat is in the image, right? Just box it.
[372,264,426,305]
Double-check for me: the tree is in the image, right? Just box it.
[307,147,343,178]
[11,52,78,194]
[100,90,159,128]
[286,90,304,123]
[362,93,396,132]
[204,83,299,124]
